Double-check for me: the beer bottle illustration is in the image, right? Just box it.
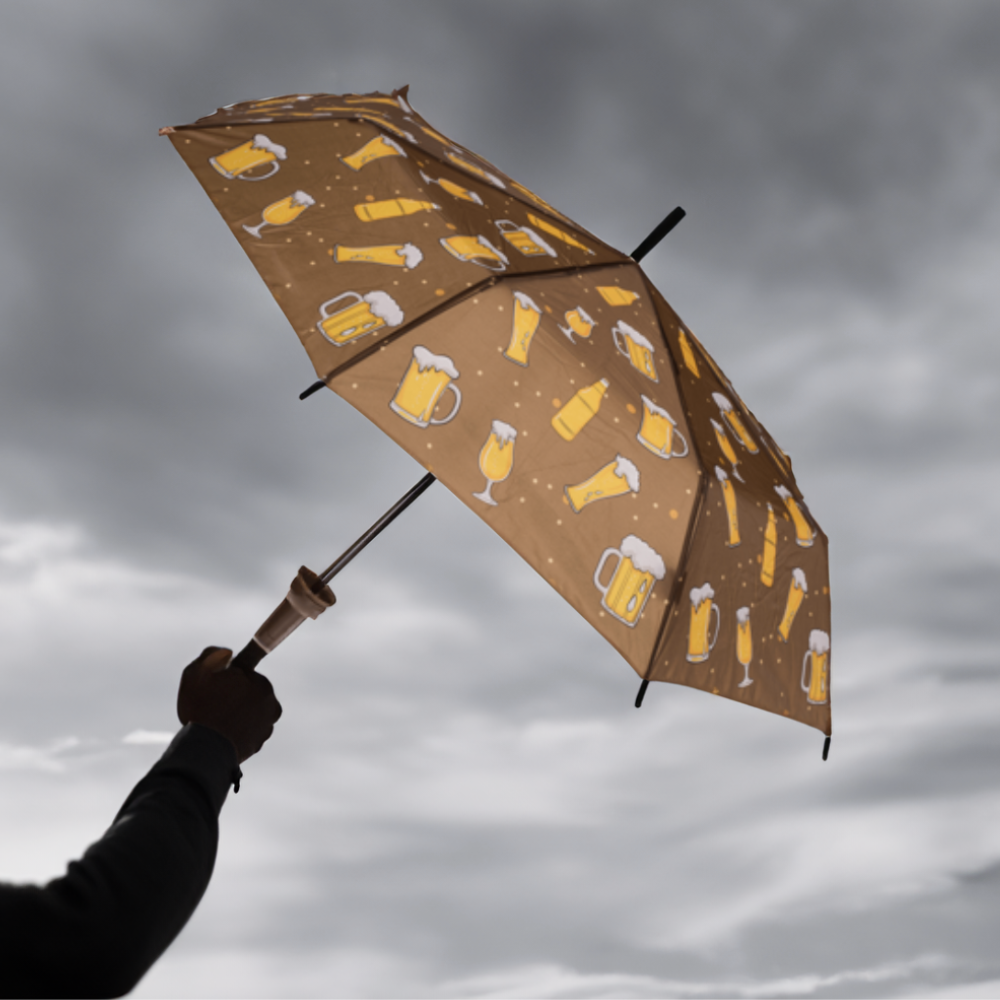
[716,466,740,547]
[552,379,609,442]
[354,198,440,222]
[418,170,484,205]
[775,485,816,548]
[778,569,808,643]
[760,503,777,587]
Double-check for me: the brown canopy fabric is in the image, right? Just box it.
[163,88,831,737]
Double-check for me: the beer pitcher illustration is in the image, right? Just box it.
[440,234,508,271]
[687,584,720,664]
[775,485,816,548]
[504,292,542,366]
[418,170,484,205]
[636,396,688,459]
[389,346,462,428]
[332,243,423,269]
[713,393,759,454]
[736,607,753,687]
[612,322,658,382]
[558,306,596,344]
[778,569,808,643]
[495,220,557,258]
[243,190,315,239]
[716,467,740,547]
[565,455,640,513]
[472,420,517,506]
[593,535,666,628]
[210,134,286,181]
[802,629,830,704]
[340,135,406,171]
[316,290,403,347]
[552,379,608,442]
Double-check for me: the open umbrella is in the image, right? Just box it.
[161,88,831,751]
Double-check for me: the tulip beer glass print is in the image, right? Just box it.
[163,87,832,744]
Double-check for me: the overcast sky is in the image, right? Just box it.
[1,2,999,997]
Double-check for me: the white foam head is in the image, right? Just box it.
[398,243,423,268]
[715,466,729,483]
[736,606,750,624]
[522,228,557,256]
[793,568,808,591]
[775,485,792,500]
[381,136,406,157]
[614,455,640,492]
[491,420,517,445]
[396,93,413,114]
[419,170,432,184]
[614,321,654,352]
[476,236,508,264]
[514,291,541,313]
[363,291,403,326]
[252,134,287,159]
[710,418,725,434]
[620,535,665,579]
[467,189,485,206]
[291,191,315,207]
[690,583,715,606]
[809,629,830,654]
[575,307,595,325]
[640,394,672,422]
[412,345,459,379]
[712,392,733,413]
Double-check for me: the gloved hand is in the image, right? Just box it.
[177,647,283,763]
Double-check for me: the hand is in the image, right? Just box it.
[177,647,283,763]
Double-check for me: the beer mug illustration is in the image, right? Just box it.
[612,322,658,383]
[565,455,639,513]
[552,379,608,441]
[636,396,688,459]
[340,135,406,171]
[496,220,557,258]
[418,170,484,205]
[736,607,753,687]
[354,198,440,222]
[716,467,740,547]
[760,503,777,587]
[243,190,315,239]
[527,213,595,255]
[678,329,700,377]
[504,292,542,366]
[802,629,830,704]
[711,418,742,482]
[593,535,666,628]
[332,243,423,269]
[472,420,517,506]
[440,235,509,272]
[446,151,505,189]
[775,485,816,548]
[713,393,759,454]
[210,133,287,181]
[778,568,808,643]
[597,286,640,307]
[687,584,720,664]
[390,346,462,428]
[316,290,403,347]
[558,307,595,343]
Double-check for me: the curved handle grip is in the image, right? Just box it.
[672,429,689,459]
[593,547,621,597]
[801,650,813,693]
[429,382,462,425]
[708,602,721,652]
[240,159,280,181]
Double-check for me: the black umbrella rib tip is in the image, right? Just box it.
[300,380,327,400]
[630,207,686,263]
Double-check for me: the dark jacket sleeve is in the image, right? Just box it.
[0,723,240,999]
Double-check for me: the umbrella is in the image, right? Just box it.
[161,88,831,751]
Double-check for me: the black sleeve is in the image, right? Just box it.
[0,723,240,999]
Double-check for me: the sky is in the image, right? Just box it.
[0,1,999,997]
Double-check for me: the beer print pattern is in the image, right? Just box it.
[167,87,830,736]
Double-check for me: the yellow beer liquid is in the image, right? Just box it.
[565,464,629,512]
[334,244,406,266]
[714,423,738,466]
[355,198,437,221]
[761,506,777,586]
[263,198,307,226]
[565,311,593,339]
[321,302,381,345]
[342,137,400,170]
[806,652,829,703]
[598,286,640,306]
[688,599,714,662]
[639,408,671,455]
[778,581,805,642]
[605,563,653,625]
[783,496,815,547]
[393,364,449,424]
[724,410,759,454]
[439,178,479,202]
[528,213,592,253]
[503,229,547,255]
[737,619,752,666]
[678,330,700,377]
[722,478,740,547]
[479,435,514,482]
[552,380,608,441]
[212,141,268,177]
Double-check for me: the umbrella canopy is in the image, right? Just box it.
[162,88,831,739]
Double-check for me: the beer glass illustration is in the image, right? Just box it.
[802,629,830,704]
[597,286,640,306]
[418,170,484,205]
[527,213,595,255]
[678,329,700,377]
[711,418,742,481]
[332,243,423,269]
[552,379,608,442]
[565,455,639,513]
[736,607,753,687]
[316,290,403,347]
[243,190,315,239]
[716,467,740,547]
[636,396,688,459]
[340,135,406,171]
[775,486,816,548]
[446,151,505,189]
[593,535,666,628]
[612,322,658,382]
[440,235,509,272]
[558,307,595,343]
[687,584,720,664]
[713,393,759,454]
[472,420,517,506]
[210,134,286,181]
[760,503,777,587]
[355,198,440,222]
[778,568,808,643]
[390,346,462,428]
[495,220,557,258]
[504,292,542,366]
